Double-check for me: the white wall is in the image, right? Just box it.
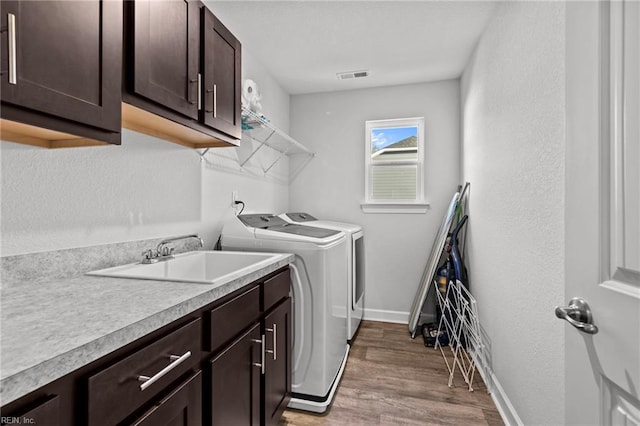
[461,2,565,425]
[0,48,290,257]
[289,80,460,322]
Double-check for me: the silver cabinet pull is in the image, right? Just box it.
[266,324,277,361]
[8,13,16,85]
[555,297,599,335]
[251,335,265,374]
[197,73,202,110]
[205,85,214,113]
[187,77,197,105]
[137,351,191,391]
[213,84,217,118]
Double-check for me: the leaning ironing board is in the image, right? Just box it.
[407,182,469,338]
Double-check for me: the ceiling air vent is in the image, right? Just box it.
[337,70,369,80]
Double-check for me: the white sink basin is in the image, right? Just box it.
[87,251,282,285]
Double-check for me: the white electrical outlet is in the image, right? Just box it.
[232,190,238,204]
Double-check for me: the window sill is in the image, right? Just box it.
[360,202,430,214]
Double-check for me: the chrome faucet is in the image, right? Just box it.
[157,234,204,255]
[141,234,204,264]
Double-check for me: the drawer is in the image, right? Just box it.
[207,285,260,353]
[87,318,201,426]
[263,269,290,312]
[1,395,59,426]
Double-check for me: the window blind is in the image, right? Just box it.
[371,165,417,200]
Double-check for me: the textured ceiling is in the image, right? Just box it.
[207,1,499,94]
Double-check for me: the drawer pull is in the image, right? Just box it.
[266,324,276,361]
[197,73,202,110]
[213,84,217,118]
[250,336,265,375]
[137,351,192,391]
[7,13,16,85]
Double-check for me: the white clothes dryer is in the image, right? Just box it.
[221,213,349,413]
[281,213,364,343]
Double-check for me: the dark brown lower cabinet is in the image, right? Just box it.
[210,323,262,426]
[207,268,292,425]
[264,299,292,426]
[131,371,202,426]
[209,299,292,426]
[0,267,291,426]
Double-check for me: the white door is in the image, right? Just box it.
[564,1,640,425]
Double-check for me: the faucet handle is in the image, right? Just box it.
[160,246,174,257]
[141,249,158,264]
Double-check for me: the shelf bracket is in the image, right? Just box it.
[198,148,211,161]
[239,129,276,167]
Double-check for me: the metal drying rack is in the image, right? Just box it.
[434,279,487,392]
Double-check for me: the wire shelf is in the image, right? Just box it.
[199,106,314,182]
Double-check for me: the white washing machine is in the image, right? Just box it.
[281,213,364,343]
[221,213,349,413]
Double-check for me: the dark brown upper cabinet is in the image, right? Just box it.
[123,0,242,149]
[127,0,200,120]
[0,0,122,148]
[202,7,242,140]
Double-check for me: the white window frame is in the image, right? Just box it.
[361,117,429,214]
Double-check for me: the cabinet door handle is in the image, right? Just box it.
[205,86,213,113]
[213,84,217,118]
[137,351,191,391]
[187,77,198,105]
[250,335,265,375]
[7,13,16,85]
[206,85,218,116]
[266,324,277,361]
[196,73,202,110]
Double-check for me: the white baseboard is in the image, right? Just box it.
[362,308,409,324]
[362,309,437,326]
[471,351,523,426]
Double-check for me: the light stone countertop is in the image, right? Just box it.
[0,252,293,405]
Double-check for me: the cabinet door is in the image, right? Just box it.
[264,298,292,426]
[129,0,200,120]
[131,371,202,426]
[0,0,121,132]
[202,8,241,139]
[210,323,261,426]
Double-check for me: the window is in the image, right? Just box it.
[362,117,427,213]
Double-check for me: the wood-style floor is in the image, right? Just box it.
[280,321,503,426]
